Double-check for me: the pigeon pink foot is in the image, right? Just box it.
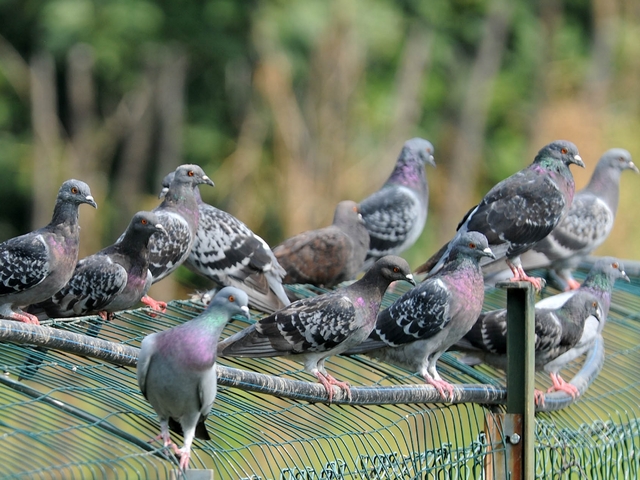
[547,372,579,398]
[424,375,455,401]
[142,295,167,314]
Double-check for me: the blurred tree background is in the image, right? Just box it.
[0,0,639,301]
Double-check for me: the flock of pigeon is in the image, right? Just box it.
[0,138,636,470]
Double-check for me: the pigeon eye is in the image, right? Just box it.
[188,170,195,177]
[229,295,235,302]
[592,301,597,308]
[71,187,79,194]
[393,267,399,273]
[613,262,619,269]
[561,148,568,154]
[469,242,476,249]
[141,219,148,225]
[352,206,358,213]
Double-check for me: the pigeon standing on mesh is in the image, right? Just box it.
[0,180,97,325]
[492,149,637,290]
[160,172,289,313]
[535,257,629,397]
[137,287,249,471]
[32,211,166,320]
[456,290,603,404]
[416,140,585,291]
[359,138,435,270]
[345,232,495,401]
[273,200,370,288]
[217,256,415,402]
[135,165,214,311]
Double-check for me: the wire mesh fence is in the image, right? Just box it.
[0,259,639,478]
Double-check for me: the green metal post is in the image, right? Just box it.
[499,281,536,479]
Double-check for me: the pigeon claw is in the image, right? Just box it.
[316,372,351,402]
[534,389,546,407]
[565,278,581,291]
[425,376,456,402]
[178,448,191,471]
[141,295,168,315]
[547,372,579,399]
[508,264,546,291]
[11,311,40,325]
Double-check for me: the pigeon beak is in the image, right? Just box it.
[629,162,639,174]
[85,195,98,209]
[483,247,496,260]
[622,271,630,282]
[158,187,169,199]
[240,305,250,319]
[405,273,416,286]
[594,304,603,323]
[572,154,585,168]
[202,175,215,187]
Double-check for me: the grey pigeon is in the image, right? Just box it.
[495,149,638,291]
[137,286,249,471]
[33,211,166,320]
[417,140,585,291]
[273,200,370,288]
[160,172,290,313]
[0,179,97,324]
[457,290,603,403]
[535,257,628,396]
[345,232,495,401]
[140,164,214,310]
[217,256,415,401]
[360,138,436,269]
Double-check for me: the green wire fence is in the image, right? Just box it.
[0,257,639,478]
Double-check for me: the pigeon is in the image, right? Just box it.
[490,149,638,291]
[359,138,436,270]
[217,256,415,401]
[159,172,290,313]
[457,290,603,402]
[32,211,166,320]
[137,287,250,471]
[273,200,370,288]
[140,164,214,311]
[0,179,97,324]
[344,231,495,401]
[416,140,585,291]
[535,257,629,396]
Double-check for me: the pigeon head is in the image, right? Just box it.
[569,291,603,325]
[57,179,97,209]
[171,165,215,189]
[537,140,585,169]
[450,231,495,261]
[129,211,167,238]
[586,257,630,286]
[367,255,416,286]
[404,138,436,167]
[333,200,365,227]
[158,172,174,199]
[205,286,250,321]
[599,148,638,174]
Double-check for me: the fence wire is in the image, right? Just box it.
[0,259,638,478]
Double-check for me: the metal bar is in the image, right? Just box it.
[499,280,535,480]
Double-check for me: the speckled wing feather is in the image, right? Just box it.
[0,235,49,296]
[219,293,357,357]
[44,256,128,316]
[360,186,422,257]
[148,211,192,281]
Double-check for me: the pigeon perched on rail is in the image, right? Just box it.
[137,287,250,471]
[535,257,628,396]
[139,165,214,311]
[457,290,603,402]
[360,138,435,270]
[345,232,495,401]
[416,140,585,291]
[33,211,166,320]
[160,172,289,313]
[273,200,370,289]
[0,179,97,324]
[217,256,415,402]
[489,149,637,291]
